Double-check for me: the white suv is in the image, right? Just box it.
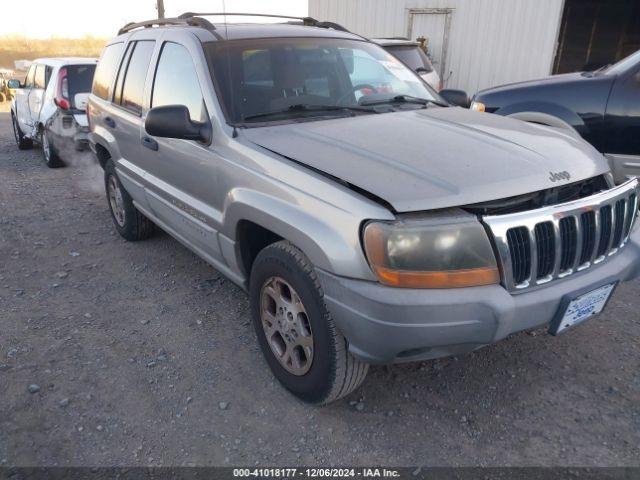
[10,57,97,167]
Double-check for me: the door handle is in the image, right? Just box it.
[142,136,159,151]
[104,116,116,128]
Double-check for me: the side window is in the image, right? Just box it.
[120,41,155,116]
[152,42,207,122]
[24,65,36,88]
[34,65,46,89]
[92,42,124,100]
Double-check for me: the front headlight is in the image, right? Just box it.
[363,210,499,288]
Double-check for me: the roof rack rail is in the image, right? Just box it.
[118,16,215,35]
[178,12,352,33]
[118,12,354,37]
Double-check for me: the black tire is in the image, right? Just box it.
[11,113,33,150]
[41,128,63,168]
[104,160,154,241]
[250,241,368,404]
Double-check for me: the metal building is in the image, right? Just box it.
[309,0,640,95]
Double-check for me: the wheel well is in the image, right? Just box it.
[237,221,282,278]
[94,143,111,169]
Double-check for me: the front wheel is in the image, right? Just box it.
[104,160,154,241]
[250,241,368,404]
[12,114,33,150]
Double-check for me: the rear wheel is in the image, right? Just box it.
[12,113,33,150]
[104,160,154,241]
[250,241,368,404]
[42,128,63,168]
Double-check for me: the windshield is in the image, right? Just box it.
[384,45,434,73]
[602,49,640,76]
[204,37,440,125]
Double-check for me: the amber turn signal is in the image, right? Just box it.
[371,265,500,289]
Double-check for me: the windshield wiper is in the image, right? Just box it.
[242,104,379,121]
[361,95,448,108]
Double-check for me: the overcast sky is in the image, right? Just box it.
[0,0,309,38]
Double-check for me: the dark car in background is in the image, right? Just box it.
[472,49,640,184]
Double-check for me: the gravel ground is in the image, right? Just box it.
[0,105,639,467]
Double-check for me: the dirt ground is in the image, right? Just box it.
[0,106,639,467]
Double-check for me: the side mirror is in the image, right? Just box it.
[145,105,212,144]
[439,89,471,108]
[7,79,22,89]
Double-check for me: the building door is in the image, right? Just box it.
[407,8,454,85]
[554,0,640,73]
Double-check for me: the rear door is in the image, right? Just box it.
[141,37,224,262]
[111,40,156,166]
[100,40,156,210]
[14,64,35,132]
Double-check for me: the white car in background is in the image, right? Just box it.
[10,57,97,168]
[372,38,442,91]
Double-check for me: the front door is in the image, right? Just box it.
[14,64,35,133]
[141,39,223,263]
[27,64,47,131]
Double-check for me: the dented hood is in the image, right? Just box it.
[243,107,610,212]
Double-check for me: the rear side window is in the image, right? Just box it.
[385,46,433,73]
[120,41,155,116]
[34,64,46,89]
[112,42,135,105]
[93,42,124,100]
[152,42,206,122]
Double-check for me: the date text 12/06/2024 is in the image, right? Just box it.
[233,468,401,478]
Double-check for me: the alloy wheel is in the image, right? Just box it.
[260,276,314,376]
[107,175,126,227]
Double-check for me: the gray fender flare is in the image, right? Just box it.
[221,188,369,278]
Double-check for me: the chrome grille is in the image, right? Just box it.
[483,179,639,292]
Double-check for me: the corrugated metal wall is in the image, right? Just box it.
[309,0,565,95]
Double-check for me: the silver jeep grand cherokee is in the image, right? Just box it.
[88,13,640,404]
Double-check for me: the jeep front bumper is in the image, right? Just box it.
[317,226,640,364]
